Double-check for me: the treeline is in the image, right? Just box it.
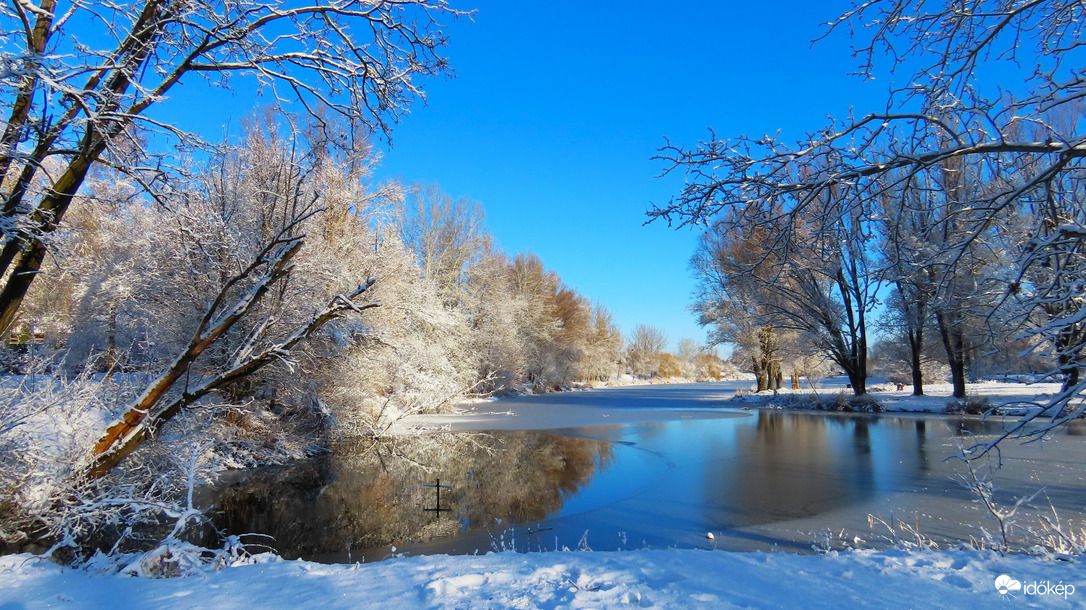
[7,119,635,429]
[690,135,1071,398]
[9,117,729,450]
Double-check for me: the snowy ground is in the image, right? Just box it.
[743,380,1072,415]
[394,382,749,432]
[3,547,1085,608]
[395,379,1073,434]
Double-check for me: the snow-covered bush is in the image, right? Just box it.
[946,396,992,415]
[0,367,120,550]
[793,392,885,413]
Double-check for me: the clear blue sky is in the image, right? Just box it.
[371,1,897,350]
[150,1,903,351]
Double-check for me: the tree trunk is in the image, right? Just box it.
[910,354,924,396]
[909,338,924,396]
[905,299,925,395]
[753,353,768,392]
[936,310,967,399]
[1056,326,1083,393]
[1064,366,1080,392]
[1060,353,1080,393]
[897,281,927,396]
[105,307,118,375]
[0,143,101,333]
[947,357,967,399]
[845,366,867,396]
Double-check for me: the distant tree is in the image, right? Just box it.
[398,183,489,305]
[463,250,602,391]
[676,338,701,377]
[876,171,938,396]
[690,198,880,395]
[877,281,933,396]
[626,324,667,378]
[461,247,527,390]
[507,252,562,390]
[694,352,725,381]
[581,304,623,382]
[552,288,592,377]
[869,335,948,389]
[657,353,683,379]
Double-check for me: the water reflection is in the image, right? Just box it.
[208,432,613,560]
[704,413,939,526]
[552,411,1086,554]
[209,410,1086,561]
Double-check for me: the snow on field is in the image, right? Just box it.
[743,380,1072,415]
[2,547,1083,609]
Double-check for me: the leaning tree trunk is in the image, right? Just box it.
[85,238,379,480]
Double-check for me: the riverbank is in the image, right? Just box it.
[393,382,748,432]
[394,379,1073,434]
[2,546,1083,608]
[738,380,1070,416]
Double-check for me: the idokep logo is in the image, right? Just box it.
[994,575,1021,595]
[995,574,1076,599]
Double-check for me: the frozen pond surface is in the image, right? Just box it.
[210,383,1086,562]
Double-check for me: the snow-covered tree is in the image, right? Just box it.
[690,198,878,394]
[397,183,488,306]
[580,304,623,382]
[0,0,464,336]
[676,338,702,378]
[626,324,667,379]
[86,126,389,478]
[460,247,528,390]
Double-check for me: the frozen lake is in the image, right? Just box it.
[209,383,1086,561]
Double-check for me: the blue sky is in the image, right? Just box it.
[149,1,902,351]
[371,1,893,350]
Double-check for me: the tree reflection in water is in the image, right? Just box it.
[207,431,613,560]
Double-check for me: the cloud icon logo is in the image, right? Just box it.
[995,575,1022,595]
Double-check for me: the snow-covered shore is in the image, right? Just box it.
[741,380,1072,415]
[2,547,1083,608]
[394,379,1074,434]
[394,382,748,432]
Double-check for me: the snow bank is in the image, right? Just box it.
[743,381,1071,414]
[2,548,1083,608]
